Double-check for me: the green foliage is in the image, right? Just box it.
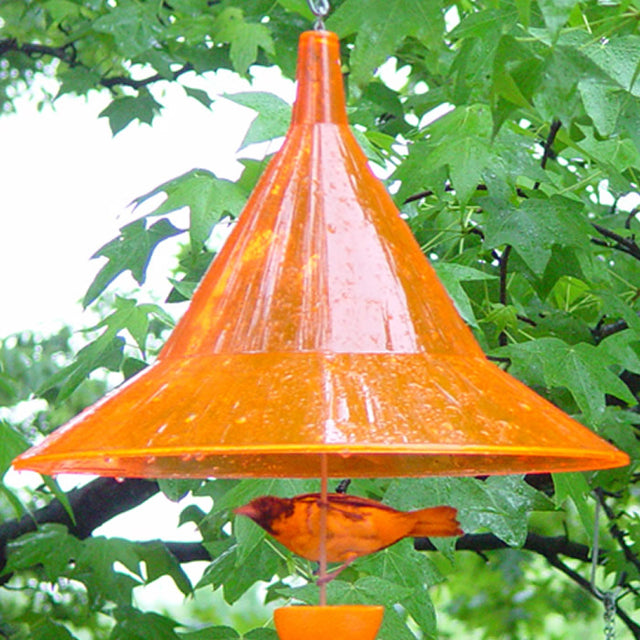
[224,92,291,149]
[2,1,640,639]
[133,170,245,249]
[40,297,174,402]
[83,219,183,306]
[329,0,444,90]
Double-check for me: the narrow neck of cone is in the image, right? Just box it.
[291,31,348,125]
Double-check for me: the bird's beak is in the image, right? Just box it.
[233,504,258,519]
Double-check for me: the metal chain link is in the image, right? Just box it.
[306,0,330,29]
[603,591,617,640]
[591,494,622,640]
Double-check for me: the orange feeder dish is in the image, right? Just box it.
[274,605,384,640]
[13,28,628,640]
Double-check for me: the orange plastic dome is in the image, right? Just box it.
[13,31,628,479]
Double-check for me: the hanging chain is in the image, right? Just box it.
[306,0,330,29]
[590,494,622,640]
[602,592,617,640]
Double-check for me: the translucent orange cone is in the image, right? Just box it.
[13,31,629,479]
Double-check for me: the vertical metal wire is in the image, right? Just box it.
[319,453,328,606]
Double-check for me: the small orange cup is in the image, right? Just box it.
[274,605,384,640]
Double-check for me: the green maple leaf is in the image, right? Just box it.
[5,524,81,581]
[213,7,274,75]
[93,2,161,57]
[179,626,242,640]
[73,537,142,607]
[433,263,497,328]
[582,33,640,97]
[224,92,291,149]
[394,104,493,205]
[138,541,192,596]
[27,619,77,640]
[91,296,172,354]
[84,217,182,306]
[134,169,245,249]
[358,540,439,636]
[574,124,640,173]
[483,194,592,272]
[0,421,28,479]
[505,337,636,418]
[278,576,414,606]
[99,90,163,136]
[328,0,443,88]
[39,333,125,403]
[537,0,579,39]
[111,607,181,640]
[41,298,171,401]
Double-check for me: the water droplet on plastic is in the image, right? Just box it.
[115,477,125,483]
[146,456,157,465]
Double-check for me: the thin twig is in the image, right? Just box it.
[402,183,528,205]
[0,38,76,65]
[591,316,639,343]
[498,245,512,347]
[335,479,351,494]
[100,64,194,90]
[533,119,561,189]
[595,489,640,576]
[592,223,640,261]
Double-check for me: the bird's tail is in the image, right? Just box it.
[407,506,463,537]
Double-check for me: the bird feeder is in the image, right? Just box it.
[13,27,629,640]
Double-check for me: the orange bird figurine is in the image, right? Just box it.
[234,493,462,583]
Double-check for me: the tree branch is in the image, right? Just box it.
[0,478,158,581]
[0,38,76,65]
[415,531,592,562]
[100,64,194,91]
[165,540,212,563]
[592,316,633,343]
[591,222,640,261]
[0,38,194,92]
